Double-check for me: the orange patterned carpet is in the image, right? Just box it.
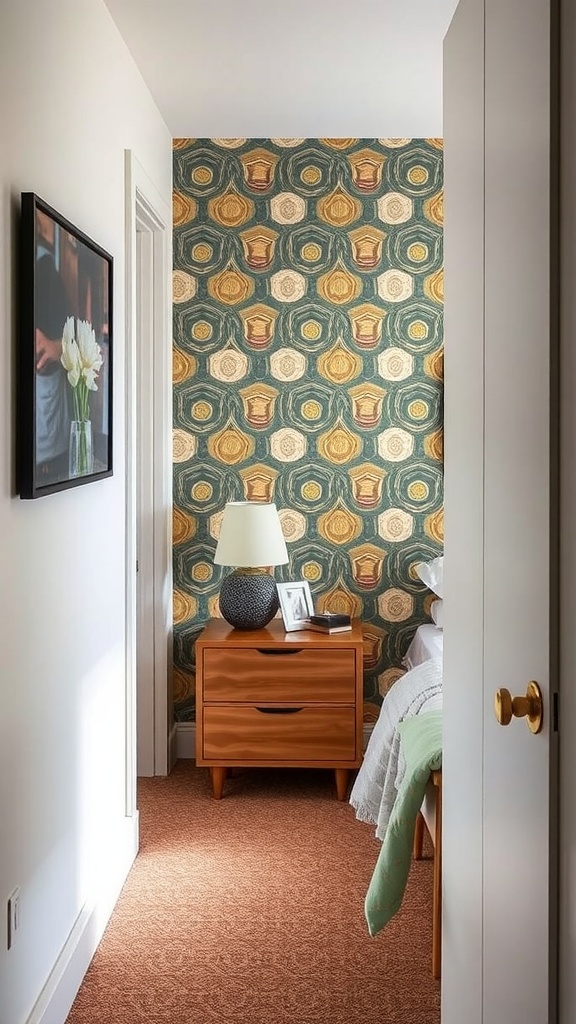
[66,761,440,1024]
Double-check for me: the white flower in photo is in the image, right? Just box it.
[60,317,103,422]
[60,316,81,388]
[76,319,103,391]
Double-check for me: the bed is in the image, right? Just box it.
[350,621,444,978]
[403,622,443,670]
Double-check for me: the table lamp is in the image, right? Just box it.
[213,501,289,630]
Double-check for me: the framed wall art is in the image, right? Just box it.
[18,193,113,498]
[277,580,315,632]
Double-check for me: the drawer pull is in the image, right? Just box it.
[255,706,304,714]
[256,648,303,656]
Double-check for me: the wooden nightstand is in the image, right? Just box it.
[195,617,364,800]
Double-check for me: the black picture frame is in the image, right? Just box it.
[18,193,113,498]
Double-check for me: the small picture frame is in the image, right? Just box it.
[277,580,315,632]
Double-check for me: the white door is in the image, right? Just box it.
[443,1,558,1021]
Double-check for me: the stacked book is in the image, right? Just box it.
[305,613,352,634]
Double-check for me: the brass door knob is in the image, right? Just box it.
[494,681,543,734]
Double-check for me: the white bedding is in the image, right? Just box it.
[403,623,444,670]
[349,657,443,840]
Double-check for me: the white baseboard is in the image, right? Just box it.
[174,721,375,760]
[175,721,196,759]
[26,813,139,1024]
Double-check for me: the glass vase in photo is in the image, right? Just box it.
[69,419,93,477]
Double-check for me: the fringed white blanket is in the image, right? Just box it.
[349,657,443,841]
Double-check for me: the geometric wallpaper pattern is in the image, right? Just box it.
[172,138,443,723]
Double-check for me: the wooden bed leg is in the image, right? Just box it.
[432,770,442,980]
[413,811,425,860]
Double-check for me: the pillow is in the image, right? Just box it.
[416,555,444,598]
[430,598,444,628]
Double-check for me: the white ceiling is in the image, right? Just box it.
[103,0,460,137]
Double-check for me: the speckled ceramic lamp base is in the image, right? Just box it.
[219,569,279,630]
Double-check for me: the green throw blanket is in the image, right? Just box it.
[364,709,442,937]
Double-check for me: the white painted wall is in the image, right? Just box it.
[0,3,171,1022]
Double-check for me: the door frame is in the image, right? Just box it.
[124,150,172,811]
[559,0,576,1016]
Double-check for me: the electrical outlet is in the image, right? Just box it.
[7,887,20,950]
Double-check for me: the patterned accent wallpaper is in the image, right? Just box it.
[172,138,443,723]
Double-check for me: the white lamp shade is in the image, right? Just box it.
[214,502,289,568]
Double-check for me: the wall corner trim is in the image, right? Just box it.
[168,721,179,770]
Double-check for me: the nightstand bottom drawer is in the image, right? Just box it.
[202,706,356,762]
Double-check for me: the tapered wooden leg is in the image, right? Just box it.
[334,768,350,801]
[432,771,442,980]
[210,766,228,800]
[413,811,425,860]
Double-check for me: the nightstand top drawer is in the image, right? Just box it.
[202,646,357,703]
